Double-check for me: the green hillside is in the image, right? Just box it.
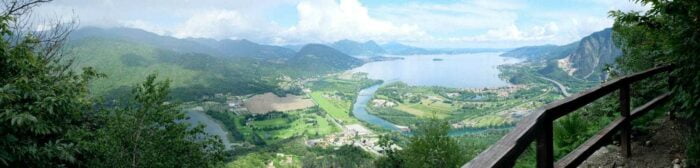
[67,37,281,100]
[289,44,364,74]
[66,28,365,101]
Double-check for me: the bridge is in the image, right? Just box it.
[463,65,674,168]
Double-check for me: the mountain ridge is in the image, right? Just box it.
[66,27,365,100]
[501,28,622,80]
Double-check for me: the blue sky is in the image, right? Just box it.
[36,0,647,48]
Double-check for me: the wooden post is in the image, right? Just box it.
[619,84,631,158]
[536,121,554,168]
[668,74,676,120]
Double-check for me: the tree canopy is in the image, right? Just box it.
[611,0,700,166]
[0,1,224,167]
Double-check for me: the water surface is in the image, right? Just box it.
[186,110,233,149]
[349,53,520,131]
[350,53,520,88]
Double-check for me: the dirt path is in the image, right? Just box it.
[579,117,687,168]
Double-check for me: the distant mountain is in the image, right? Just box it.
[499,43,578,60]
[432,48,510,54]
[502,28,622,80]
[330,39,386,56]
[67,27,365,100]
[563,28,622,79]
[289,44,364,73]
[382,42,508,55]
[282,44,306,52]
[190,38,295,60]
[72,27,297,61]
[70,27,220,56]
[381,42,430,55]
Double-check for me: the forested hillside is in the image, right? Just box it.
[67,28,363,100]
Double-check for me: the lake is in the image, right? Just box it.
[348,52,521,131]
[349,52,521,88]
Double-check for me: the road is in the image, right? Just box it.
[538,76,571,97]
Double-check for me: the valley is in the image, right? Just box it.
[8,1,694,168]
[179,53,596,167]
[63,27,619,167]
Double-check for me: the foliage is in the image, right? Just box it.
[0,15,100,166]
[374,135,404,168]
[205,110,245,141]
[611,0,700,166]
[375,119,466,168]
[303,145,376,168]
[553,109,614,158]
[85,75,225,167]
[68,38,282,101]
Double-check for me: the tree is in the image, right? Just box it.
[1,1,225,167]
[0,2,98,166]
[611,0,700,166]
[86,75,225,167]
[374,134,403,168]
[375,119,466,168]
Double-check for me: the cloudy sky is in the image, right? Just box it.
[35,0,648,48]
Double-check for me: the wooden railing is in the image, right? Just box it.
[463,65,674,168]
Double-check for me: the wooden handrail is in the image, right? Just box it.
[463,65,674,168]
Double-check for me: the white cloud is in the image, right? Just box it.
[592,0,650,12]
[280,0,426,44]
[121,20,169,35]
[33,0,647,48]
[173,10,256,39]
[372,0,522,36]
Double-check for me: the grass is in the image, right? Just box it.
[466,115,511,128]
[369,80,572,128]
[253,109,340,144]
[309,91,358,124]
[264,111,340,141]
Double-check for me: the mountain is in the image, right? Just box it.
[66,27,365,100]
[69,27,223,56]
[382,42,509,55]
[499,43,578,60]
[71,27,297,61]
[330,39,386,56]
[289,44,364,73]
[189,38,296,60]
[502,28,622,80]
[381,42,430,55]
[562,28,622,79]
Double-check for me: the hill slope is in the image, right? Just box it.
[331,39,386,56]
[502,28,622,80]
[564,28,622,79]
[67,28,364,100]
[289,44,364,74]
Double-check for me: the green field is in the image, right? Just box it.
[369,80,564,128]
[309,91,358,124]
[306,73,381,124]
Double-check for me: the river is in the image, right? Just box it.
[348,52,521,132]
[186,110,233,149]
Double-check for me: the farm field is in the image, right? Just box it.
[244,92,315,115]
